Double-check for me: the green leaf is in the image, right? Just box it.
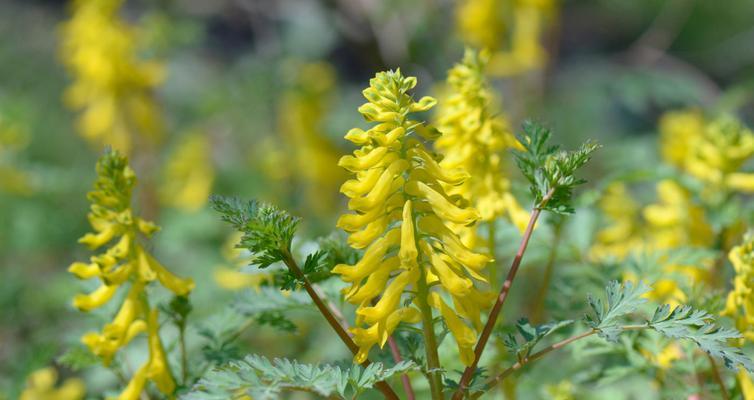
[585,280,650,342]
[648,304,754,373]
[233,286,313,316]
[184,355,417,399]
[503,319,574,361]
[513,121,599,214]
[210,196,299,269]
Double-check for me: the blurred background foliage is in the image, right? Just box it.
[2,0,754,398]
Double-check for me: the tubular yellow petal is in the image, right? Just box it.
[340,168,383,198]
[102,262,134,285]
[424,242,473,297]
[144,251,194,296]
[333,229,400,282]
[418,215,490,270]
[399,200,418,268]
[428,292,477,366]
[68,262,100,279]
[347,173,404,211]
[406,180,479,225]
[345,128,370,145]
[73,284,117,311]
[373,127,405,147]
[357,268,418,325]
[345,259,396,303]
[409,147,469,185]
[145,309,176,394]
[78,224,117,249]
[117,364,148,400]
[727,172,754,192]
[338,146,389,172]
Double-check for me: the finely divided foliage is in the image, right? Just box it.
[586,281,754,373]
[586,280,651,342]
[185,355,416,400]
[210,196,299,269]
[513,121,599,213]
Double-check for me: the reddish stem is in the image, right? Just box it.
[452,189,554,400]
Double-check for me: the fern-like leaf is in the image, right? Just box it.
[184,355,416,399]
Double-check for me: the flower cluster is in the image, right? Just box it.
[334,70,493,365]
[455,0,556,76]
[60,0,164,153]
[276,62,346,216]
[160,133,215,211]
[660,110,754,195]
[19,367,85,400]
[723,233,754,397]
[434,48,529,248]
[70,150,194,399]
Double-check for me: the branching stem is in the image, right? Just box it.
[453,188,555,400]
[281,250,399,400]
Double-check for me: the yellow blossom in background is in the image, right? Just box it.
[69,150,193,399]
[60,0,164,154]
[643,180,713,250]
[160,132,215,211]
[275,61,347,217]
[723,233,754,398]
[659,109,754,195]
[658,109,705,169]
[686,116,754,194]
[455,0,556,76]
[334,69,493,365]
[434,48,528,249]
[543,379,575,400]
[19,367,85,400]
[213,232,273,291]
[589,183,645,261]
[722,232,754,343]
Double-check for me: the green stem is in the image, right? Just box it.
[179,320,188,384]
[707,354,730,400]
[416,275,444,400]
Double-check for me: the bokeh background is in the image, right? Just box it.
[2,0,754,398]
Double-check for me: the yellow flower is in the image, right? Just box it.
[274,61,347,217]
[160,132,215,211]
[589,183,645,261]
[658,109,705,169]
[543,379,575,400]
[59,0,164,153]
[723,232,754,343]
[20,367,85,400]
[214,232,273,291]
[434,48,528,247]
[70,150,193,398]
[686,116,754,193]
[659,109,754,195]
[455,0,556,76]
[643,180,713,250]
[334,70,493,365]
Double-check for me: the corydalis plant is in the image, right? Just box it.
[69,150,194,399]
[434,48,529,237]
[59,0,164,153]
[335,69,493,396]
